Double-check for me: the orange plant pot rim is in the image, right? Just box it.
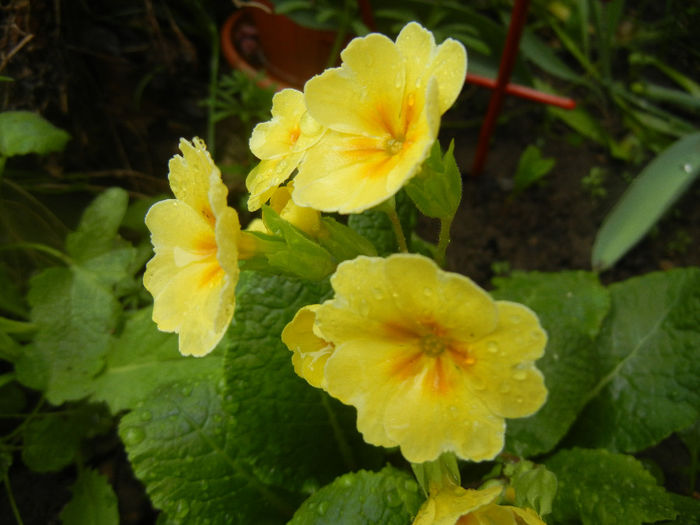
[220,10,295,91]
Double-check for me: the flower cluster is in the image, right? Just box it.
[246,22,467,214]
[282,254,547,463]
[143,20,549,524]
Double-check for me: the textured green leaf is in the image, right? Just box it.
[60,469,119,525]
[224,272,382,492]
[288,467,424,525]
[491,271,610,457]
[405,140,462,219]
[592,132,700,271]
[22,404,108,472]
[15,266,121,403]
[65,188,136,285]
[661,493,700,524]
[91,307,223,414]
[347,191,417,256]
[120,376,295,525]
[546,448,676,525]
[570,268,700,452]
[0,111,71,157]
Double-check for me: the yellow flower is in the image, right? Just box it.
[144,138,240,357]
[246,88,324,211]
[269,183,322,237]
[413,485,546,525]
[293,22,467,213]
[283,254,547,463]
[282,304,332,389]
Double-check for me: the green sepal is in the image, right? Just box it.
[405,140,462,219]
[317,216,377,261]
[261,205,335,280]
[504,460,558,517]
[411,452,460,496]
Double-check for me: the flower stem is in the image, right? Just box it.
[3,474,23,525]
[379,198,408,253]
[434,214,455,267]
[0,242,72,266]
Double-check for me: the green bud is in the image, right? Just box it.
[510,463,558,517]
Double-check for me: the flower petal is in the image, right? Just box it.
[396,22,467,115]
[383,362,505,462]
[246,153,304,211]
[250,89,307,159]
[304,33,405,137]
[412,485,501,525]
[282,305,333,389]
[168,138,218,222]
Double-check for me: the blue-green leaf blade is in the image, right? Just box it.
[592,132,700,271]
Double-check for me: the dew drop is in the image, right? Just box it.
[317,501,329,515]
[139,410,152,422]
[404,480,419,493]
[683,163,692,173]
[174,500,190,519]
[486,342,499,354]
[181,384,193,396]
[510,314,522,324]
[513,371,527,381]
[498,382,511,394]
[386,490,402,507]
[371,287,384,300]
[423,287,433,297]
[123,427,146,446]
[358,299,370,316]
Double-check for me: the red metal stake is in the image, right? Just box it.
[471,0,532,176]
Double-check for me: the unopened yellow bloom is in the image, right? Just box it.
[293,22,467,213]
[413,485,546,525]
[283,254,547,463]
[144,138,240,357]
[247,89,324,211]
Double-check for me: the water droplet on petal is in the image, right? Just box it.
[513,371,528,381]
[487,342,499,354]
[499,382,511,394]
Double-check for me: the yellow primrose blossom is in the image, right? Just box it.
[247,88,324,211]
[282,254,547,463]
[413,484,546,525]
[144,138,240,357]
[293,22,467,213]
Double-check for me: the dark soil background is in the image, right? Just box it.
[1,1,698,523]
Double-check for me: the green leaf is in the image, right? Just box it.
[491,271,611,457]
[569,268,700,453]
[0,444,12,479]
[288,466,424,525]
[120,376,296,524]
[317,217,377,262]
[520,29,584,84]
[60,469,119,525]
[347,191,416,255]
[65,188,137,285]
[592,132,700,271]
[22,404,108,472]
[15,266,121,403]
[90,307,223,414]
[224,272,382,492]
[0,111,71,157]
[511,145,556,195]
[261,205,336,281]
[545,448,676,525]
[405,140,462,219]
[661,493,700,524]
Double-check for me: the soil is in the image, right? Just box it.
[1,2,698,524]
